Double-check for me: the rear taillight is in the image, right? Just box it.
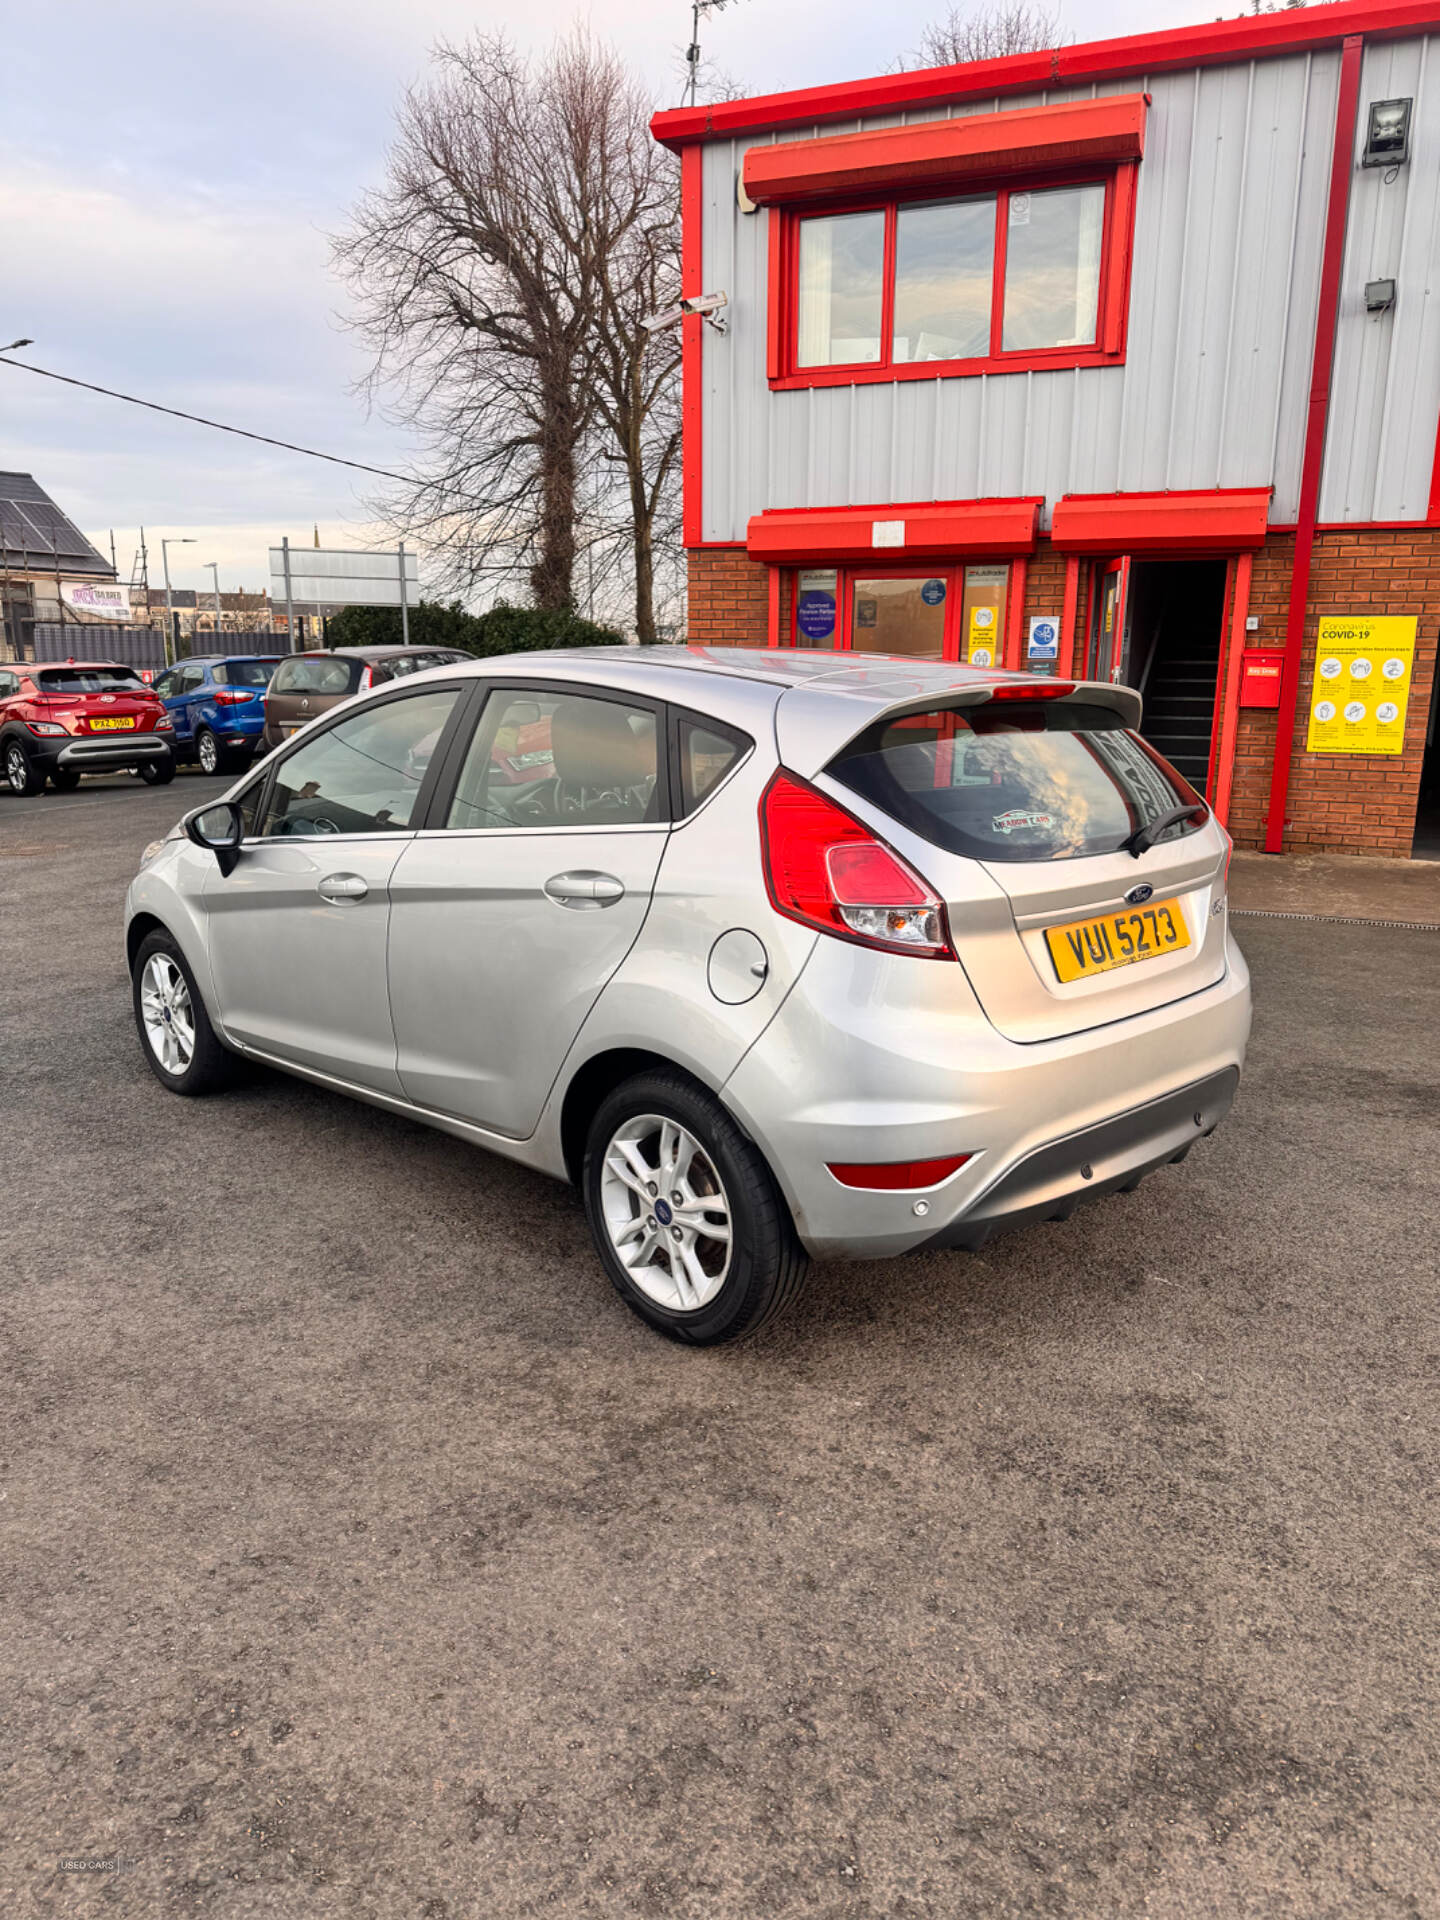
[212,688,253,705]
[759,771,953,959]
[359,666,373,690]
[828,1154,972,1190]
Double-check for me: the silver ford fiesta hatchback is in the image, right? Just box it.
[126,647,1251,1344]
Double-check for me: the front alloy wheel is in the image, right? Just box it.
[130,928,235,1095]
[139,952,196,1077]
[583,1070,809,1345]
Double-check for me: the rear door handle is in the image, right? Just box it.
[318,872,368,902]
[544,870,625,910]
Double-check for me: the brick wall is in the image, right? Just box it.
[687,528,1439,858]
[1226,528,1438,857]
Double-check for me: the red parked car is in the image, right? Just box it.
[0,660,176,796]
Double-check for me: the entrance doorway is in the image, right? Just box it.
[1413,663,1440,859]
[1085,558,1228,795]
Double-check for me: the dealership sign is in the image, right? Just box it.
[61,582,131,621]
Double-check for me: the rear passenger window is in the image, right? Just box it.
[445,690,660,829]
[677,719,749,816]
[260,691,459,837]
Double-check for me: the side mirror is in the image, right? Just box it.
[184,801,245,876]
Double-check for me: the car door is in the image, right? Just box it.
[386,683,670,1137]
[172,663,207,746]
[201,683,467,1092]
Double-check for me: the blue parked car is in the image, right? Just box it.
[152,655,282,775]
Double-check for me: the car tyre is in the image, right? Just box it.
[196,727,222,775]
[138,757,176,785]
[50,768,81,792]
[4,738,46,797]
[582,1070,809,1345]
[131,928,235,1096]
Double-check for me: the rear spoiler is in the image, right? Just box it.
[774,673,1143,780]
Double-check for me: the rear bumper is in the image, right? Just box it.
[720,927,1252,1260]
[51,733,172,771]
[915,1066,1239,1252]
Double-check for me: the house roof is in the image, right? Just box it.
[0,472,115,578]
[651,0,1439,148]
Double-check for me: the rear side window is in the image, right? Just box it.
[444,689,661,829]
[270,656,358,696]
[827,701,1204,863]
[215,659,277,688]
[676,719,750,816]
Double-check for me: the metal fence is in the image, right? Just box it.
[29,626,298,672]
[31,624,167,670]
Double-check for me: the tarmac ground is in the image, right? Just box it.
[2,774,1437,1918]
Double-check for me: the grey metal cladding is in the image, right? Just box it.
[700,49,1373,540]
[1321,35,1440,522]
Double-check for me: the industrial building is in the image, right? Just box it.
[654,0,1440,856]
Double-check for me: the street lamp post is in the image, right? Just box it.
[160,537,196,667]
[207,562,222,637]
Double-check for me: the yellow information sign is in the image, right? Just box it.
[1304,615,1416,756]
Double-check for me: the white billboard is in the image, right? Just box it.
[268,546,420,609]
[61,581,131,621]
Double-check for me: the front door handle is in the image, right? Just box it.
[318,872,368,902]
[544,870,625,911]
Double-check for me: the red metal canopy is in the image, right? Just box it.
[1050,488,1271,554]
[742,95,1148,206]
[747,499,1041,565]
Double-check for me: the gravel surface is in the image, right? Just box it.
[2,776,1437,1918]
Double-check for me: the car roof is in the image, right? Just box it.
[287,646,462,661]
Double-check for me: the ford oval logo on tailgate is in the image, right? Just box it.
[1125,883,1154,905]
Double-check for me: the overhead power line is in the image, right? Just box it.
[0,353,419,488]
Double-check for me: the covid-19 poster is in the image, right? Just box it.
[1304,615,1416,756]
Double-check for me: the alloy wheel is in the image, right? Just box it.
[599,1113,733,1312]
[5,744,27,792]
[139,952,197,1077]
[198,732,219,774]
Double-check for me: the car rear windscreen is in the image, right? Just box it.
[216,659,279,687]
[270,656,361,696]
[827,701,1205,863]
[37,668,147,694]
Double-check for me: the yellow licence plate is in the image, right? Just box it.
[89,716,137,731]
[1046,901,1191,982]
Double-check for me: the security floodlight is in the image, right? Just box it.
[1,338,33,352]
[641,290,729,335]
[1362,97,1412,168]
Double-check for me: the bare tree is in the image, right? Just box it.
[911,2,1061,67]
[335,33,682,639]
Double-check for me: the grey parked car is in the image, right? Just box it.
[125,647,1251,1344]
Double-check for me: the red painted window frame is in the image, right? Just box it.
[767,163,1136,391]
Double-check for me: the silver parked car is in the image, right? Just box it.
[126,647,1251,1344]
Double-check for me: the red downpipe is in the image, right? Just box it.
[1264,33,1364,853]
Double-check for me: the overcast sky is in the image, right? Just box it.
[2,0,1201,599]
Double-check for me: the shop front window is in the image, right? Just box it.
[783,562,1012,660]
[850,576,949,657]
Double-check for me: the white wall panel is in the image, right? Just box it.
[699,49,1347,542]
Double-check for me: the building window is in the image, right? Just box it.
[773,171,1133,388]
[784,562,1012,661]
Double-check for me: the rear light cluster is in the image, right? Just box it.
[212,688,254,705]
[760,771,954,960]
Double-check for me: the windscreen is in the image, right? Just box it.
[270,656,360,696]
[37,667,147,694]
[216,659,279,687]
[827,701,1205,863]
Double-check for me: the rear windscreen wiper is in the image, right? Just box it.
[1120,802,1209,860]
